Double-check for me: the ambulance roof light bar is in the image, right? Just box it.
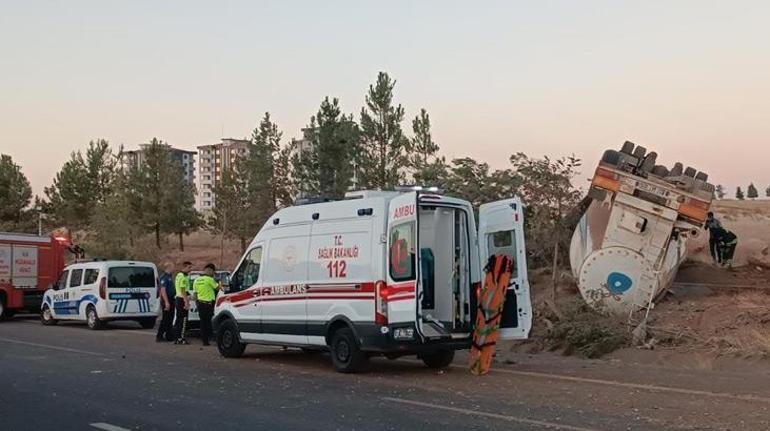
[394,185,444,194]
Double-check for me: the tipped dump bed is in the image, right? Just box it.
[569,142,714,315]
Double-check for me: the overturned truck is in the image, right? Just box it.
[569,141,714,315]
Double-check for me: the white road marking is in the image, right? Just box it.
[90,422,131,431]
[481,366,770,405]
[381,397,601,431]
[0,336,104,357]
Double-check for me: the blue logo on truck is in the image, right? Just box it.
[606,272,633,295]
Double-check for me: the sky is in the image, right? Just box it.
[1,0,769,197]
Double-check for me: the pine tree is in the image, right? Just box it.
[162,161,202,251]
[736,186,745,200]
[0,154,33,231]
[292,97,360,199]
[409,108,447,186]
[747,183,759,199]
[88,170,140,259]
[357,72,409,190]
[765,185,770,198]
[44,139,115,229]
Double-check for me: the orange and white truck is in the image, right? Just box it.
[570,141,714,315]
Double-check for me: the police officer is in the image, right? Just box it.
[712,227,738,268]
[156,262,176,342]
[193,263,223,346]
[173,261,192,345]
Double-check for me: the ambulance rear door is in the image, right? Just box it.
[478,197,531,340]
[385,192,419,328]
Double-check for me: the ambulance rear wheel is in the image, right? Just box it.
[217,320,245,358]
[330,327,368,373]
[86,306,103,330]
[0,296,11,320]
[420,350,455,369]
[41,306,57,326]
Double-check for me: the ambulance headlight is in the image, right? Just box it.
[393,327,415,340]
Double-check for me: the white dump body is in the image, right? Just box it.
[570,143,713,315]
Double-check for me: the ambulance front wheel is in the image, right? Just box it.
[217,320,246,358]
[41,306,57,326]
[420,350,455,369]
[86,305,103,330]
[330,327,368,373]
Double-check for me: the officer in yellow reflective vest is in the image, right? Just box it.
[173,261,192,345]
[193,263,224,346]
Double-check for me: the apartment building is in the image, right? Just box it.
[196,138,250,211]
[123,144,196,186]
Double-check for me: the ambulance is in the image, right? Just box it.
[41,260,160,330]
[213,188,531,373]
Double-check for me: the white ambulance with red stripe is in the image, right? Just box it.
[213,188,531,373]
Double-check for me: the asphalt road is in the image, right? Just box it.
[2,317,769,431]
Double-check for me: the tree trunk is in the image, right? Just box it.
[220,211,227,268]
[155,223,161,249]
[240,237,247,254]
[551,239,559,304]
[178,232,184,252]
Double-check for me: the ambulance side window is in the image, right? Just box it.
[389,222,416,281]
[69,269,83,288]
[487,230,518,278]
[232,247,262,292]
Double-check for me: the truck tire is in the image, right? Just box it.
[640,152,657,172]
[420,350,455,369]
[138,317,156,329]
[620,141,635,154]
[330,327,368,373]
[600,150,620,166]
[632,145,647,159]
[86,305,104,330]
[669,162,683,177]
[684,166,696,178]
[217,319,246,358]
[695,171,708,182]
[651,165,669,177]
[41,305,58,326]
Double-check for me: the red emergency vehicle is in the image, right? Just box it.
[0,232,81,319]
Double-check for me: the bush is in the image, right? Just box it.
[546,300,629,358]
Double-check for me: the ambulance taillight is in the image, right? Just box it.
[375,280,388,325]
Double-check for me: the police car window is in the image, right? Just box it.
[108,267,155,288]
[84,269,99,285]
[69,269,83,287]
[389,222,416,281]
[57,270,69,289]
[232,247,262,292]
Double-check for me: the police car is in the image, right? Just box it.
[41,260,160,330]
[213,188,531,373]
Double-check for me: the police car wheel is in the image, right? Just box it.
[41,306,57,326]
[86,306,103,330]
[420,350,455,369]
[330,327,368,373]
[217,320,245,358]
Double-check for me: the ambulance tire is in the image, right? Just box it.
[217,320,246,358]
[420,350,455,369]
[330,327,368,373]
[86,305,104,330]
[0,295,11,320]
[138,317,157,329]
[41,305,57,326]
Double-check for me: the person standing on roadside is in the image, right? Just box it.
[173,261,192,345]
[704,212,723,264]
[193,263,224,346]
[156,263,176,342]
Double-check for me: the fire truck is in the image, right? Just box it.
[0,232,81,319]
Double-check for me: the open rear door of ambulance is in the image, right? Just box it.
[478,197,532,340]
[385,192,420,336]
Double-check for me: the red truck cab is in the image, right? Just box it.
[0,232,79,319]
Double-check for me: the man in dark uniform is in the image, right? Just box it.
[711,227,738,268]
[704,212,723,264]
[156,262,176,342]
